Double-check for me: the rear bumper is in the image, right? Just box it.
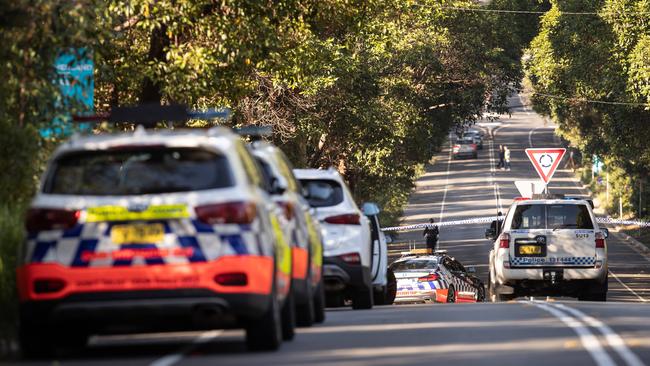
[19,289,271,334]
[322,256,371,293]
[17,256,274,302]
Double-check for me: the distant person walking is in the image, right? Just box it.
[566,149,576,172]
[498,145,505,169]
[423,218,439,252]
[504,146,511,171]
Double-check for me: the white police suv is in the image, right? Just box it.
[487,197,609,301]
[17,124,295,357]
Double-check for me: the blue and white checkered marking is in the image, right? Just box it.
[510,256,596,267]
[25,218,273,267]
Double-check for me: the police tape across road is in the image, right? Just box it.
[381,216,650,232]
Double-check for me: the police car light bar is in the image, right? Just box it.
[72,104,231,126]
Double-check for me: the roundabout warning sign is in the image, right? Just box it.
[525,148,566,184]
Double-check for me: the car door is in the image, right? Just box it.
[444,258,476,301]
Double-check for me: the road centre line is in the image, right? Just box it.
[608,270,648,303]
[487,138,503,213]
[526,301,616,366]
[438,134,454,226]
[553,303,646,366]
[150,330,222,366]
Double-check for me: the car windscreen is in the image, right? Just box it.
[45,147,234,195]
[511,203,593,230]
[299,179,344,207]
[547,204,593,229]
[390,259,439,271]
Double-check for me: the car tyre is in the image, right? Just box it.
[326,290,345,308]
[352,284,374,310]
[246,283,282,351]
[296,283,315,327]
[578,280,608,302]
[281,288,296,340]
[313,278,326,323]
[473,153,478,159]
[446,285,456,303]
[19,324,53,359]
[476,284,486,302]
[373,269,396,305]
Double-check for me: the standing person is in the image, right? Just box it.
[498,145,505,169]
[504,145,511,171]
[423,218,439,252]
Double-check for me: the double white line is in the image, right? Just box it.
[525,300,644,366]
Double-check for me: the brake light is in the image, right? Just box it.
[453,145,460,151]
[499,233,510,248]
[195,202,257,224]
[324,214,360,225]
[595,232,605,248]
[25,208,80,232]
[277,201,294,220]
[214,272,248,286]
[514,197,531,201]
[471,144,477,149]
[418,273,439,282]
[338,252,361,264]
[34,279,66,294]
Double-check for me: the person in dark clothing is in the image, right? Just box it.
[423,218,439,251]
[497,145,505,169]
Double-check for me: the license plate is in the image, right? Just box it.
[111,223,165,244]
[519,245,542,255]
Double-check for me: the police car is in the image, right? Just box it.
[17,118,296,356]
[486,196,609,301]
[391,250,485,304]
[250,141,325,325]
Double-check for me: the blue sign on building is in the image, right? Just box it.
[41,48,94,138]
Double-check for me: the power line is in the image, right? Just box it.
[532,92,650,107]
[412,4,650,16]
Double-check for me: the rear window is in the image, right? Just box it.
[45,147,233,195]
[547,204,593,229]
[300,179,344,207]
[390,259,439,271]
[511,204,593,230]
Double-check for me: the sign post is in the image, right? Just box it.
[525,148,566,194]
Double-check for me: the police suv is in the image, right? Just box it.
[17,124,296,356]
[487,196,609,301]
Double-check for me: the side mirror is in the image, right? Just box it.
[601,228,609,239]
[485,226,497,240]
[467,266,477,274]
[270,178,287,195]
[362,202,381,216]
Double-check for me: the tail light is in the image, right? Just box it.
[595,232,606,248]
[338,252,361,264]
[453,145,460,151]
[324,214,360,225]
[499,233,510,249]
[26,208,80,232]
[214,272,248,286]
[418,273,439,282]
[471,144,477,149]
[277,201,294,220]
[195,202,257,225]
[34,279,66,294]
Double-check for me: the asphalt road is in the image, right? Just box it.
[8,96,650,365]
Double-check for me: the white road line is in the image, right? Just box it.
[553,303,646,366]
[609,270,648,303]
[438,134,453,224]
[527,301,616,366]
[150,330,222,366]
[487,139,503,213]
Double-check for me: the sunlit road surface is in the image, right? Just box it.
[12,95,650,365]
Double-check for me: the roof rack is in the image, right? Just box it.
[72,104,231,127]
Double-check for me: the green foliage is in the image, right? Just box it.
[0,204,25,346]
[526,0,650,218]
